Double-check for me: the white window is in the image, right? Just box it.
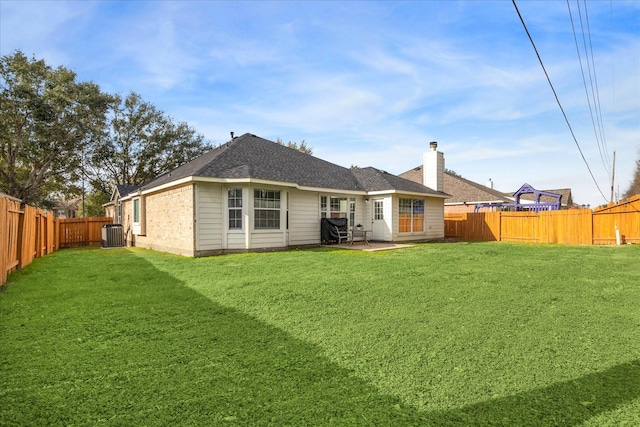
[254,189,280,229]
[228,188,243,230]
[133,198,140,223]
[374,200,384,220]
[132,197,143,235]
[320,196,327,219]
[349,198,356,227]
[399,198,424,233]
[320,196,349,221]
[116,201,122,224]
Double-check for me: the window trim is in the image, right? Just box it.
[320,195,350,223]
[228,188,243,230]
[374,200,384,220]
[132,196,144,235]
[133,198,140,224]
[254,189,281,230]
[398,198,425,233]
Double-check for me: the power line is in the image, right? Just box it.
[582,0,609,161]
[567,0,610,174]
[511,0,608,203]
[577,0,610,166]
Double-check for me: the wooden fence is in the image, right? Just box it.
[1,193,113,286]
[59,217,113,248]
[445,195,640,245]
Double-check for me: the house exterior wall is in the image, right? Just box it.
[195,182,224,252]
[104,204,115,219]
[369,195,393,241]
[191,184,371,254]
[246,185,288,251]
[390,194,445,242]
[424,197,445,239]
[124,181,445,257]
[194,183,296,255]
[104,196,126,224]
[135,184,196,256]
[288,189,322,246]
[120,198,134,246]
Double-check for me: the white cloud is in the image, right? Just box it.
[1,0,637,208]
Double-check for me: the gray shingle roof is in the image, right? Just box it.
[352,167,447,196]
[116,184,139,198]
[400,166,511,204]
[141,133,443,196]
[142,133,363,191]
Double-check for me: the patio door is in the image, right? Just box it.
[371,198,386,241]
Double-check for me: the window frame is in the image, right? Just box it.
[374,200,384,220]
[320,195,349,222]
[133,198,140,224]
[254,189,281,230]
[132,196,144,235]
[398,198,425,233]
[228,188,243,230]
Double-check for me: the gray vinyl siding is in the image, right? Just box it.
[391,194,445,242]
[248,231,287,248]
[424,197,445,238]
[288,189,322,246]
[195,182,223,251]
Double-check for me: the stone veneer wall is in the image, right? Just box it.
[135,184,195,256]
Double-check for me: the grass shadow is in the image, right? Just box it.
[2,248,639,425]
[424,360,640,426]
[0,249,428,426]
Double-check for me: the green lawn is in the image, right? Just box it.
[1,243,639,426]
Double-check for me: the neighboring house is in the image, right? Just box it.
[400,165,576,213]
[399,167,511,213]
[110,133,449,257]
[103,184,139,225]
[53,197,81,218]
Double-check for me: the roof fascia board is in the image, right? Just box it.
[129,176,449,199]
[195,177,366,195]
[367,190,450,199]
[136,175,369,196]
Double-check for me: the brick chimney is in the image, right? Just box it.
[423,141,444,192]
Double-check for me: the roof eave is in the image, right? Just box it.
[134,175,367,196]
[367,189,450,198]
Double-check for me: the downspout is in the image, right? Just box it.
[192,184,197,256]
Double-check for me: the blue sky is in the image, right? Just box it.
[1,1,638,207]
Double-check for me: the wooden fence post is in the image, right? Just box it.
[1,196,7,286]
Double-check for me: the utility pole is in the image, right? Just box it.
[610,151,616,203]
[81,145,86,217]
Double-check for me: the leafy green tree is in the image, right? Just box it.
[276,138,313,155]
[0,51,111,206]
[622,150,640,199]
[80,188,111,217]
[87,92,212,188]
